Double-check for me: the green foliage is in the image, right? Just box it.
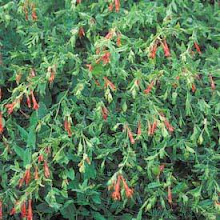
[0,0,220,219]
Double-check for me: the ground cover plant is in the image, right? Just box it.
[0,0,220,219]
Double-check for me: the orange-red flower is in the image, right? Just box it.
[79,27,85,38]
[192,83,196,93]
[127,126,135,145]
[76,0,81,3]
[115,0,120,12]
[31,4,37,21]
[209,75,215,90]
[27,199,33,220]
[96,52,111,65]
[34,166,39,180]
[150,41,158,59]
[0,112,4,134]
[108,3,114,12]
[64,117,72,136]
[121,176,134,199]
[103,77,116,91]
[48,66,56,83]
[105,30,114,40]
[137,121,141,138]
[161,114,174,133]
[159,164,165,173]
[10,201,18,216]
[10,206,16,215]
[194,42,202,54]
[101,106,108,120]
[144,81,154,94]
[18,177,25,188]
[117,35,121,47]
[25,168,31,185]
[86,64,93,72]
[31,91,39,110]
[23,1,28,21]
[148,121,157,136]
[164,119,174,133]
[26,94,31,108]
[112,175,121,200]
[21,201,27,218]
[5,102,16,114]
[30,68,36,77]
[44,160,50,178]
[38,154,44,163]
[168,186,172,205]
[162,39,170,57]
[102,52,111,64]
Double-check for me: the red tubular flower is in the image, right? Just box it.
[144,81,154,94]
[121,176,134,199]
[215,201,220,206]
[192,83,196,93]
[159,164,165,173]
[93,78,100,86]
[5,102,16,114]
[105,31,114,40]
[23,3,28,21]
[137,121,141,138]
[26,94,31,108]
[86,64,93,72]
[0,112,4,134]
[21,201,27,218]
[112,175,121,200]
[150,121,157,135]
[38,154,44,163]
[34,166,39,180]
[48,66,56,84]
[164,119,174,133]
[31,4,37,21]
[79,27,85,38]
[194,42,202,54]
[25,168,31,185]
[103,77,116,91]
[115,0,120,12]
[168,186,172,205]
[31,91,39,110]
[101,106,108,120]
[96,48,101,55]
[10,207,16,215]
[161,114,174,133]
[27,200,33,220]
[44,160,50,178]
[117,35,121,47]
[108,3,114,12]
[162,39,171,57]
[150,42,158,59]
[102,52,111,64]
[10,201,18,216]
[64,117,72,136]
[76,0,81,3]
[127,126,135,145]
[18,177,25,188]
[30,68,36,77]
[209,75,215,90]
[0,200,2,220]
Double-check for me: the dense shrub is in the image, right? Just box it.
[0,0,220,219]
